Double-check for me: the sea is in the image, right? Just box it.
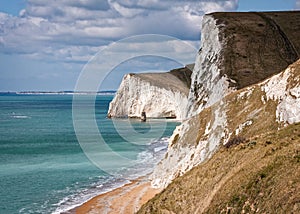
[0,94,179,214]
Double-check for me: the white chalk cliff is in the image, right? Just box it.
[187,12,300,118]
[107,66,192,120]
[186,15,234,118]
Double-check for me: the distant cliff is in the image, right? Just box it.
[187,11,300,117]
[107,65,193,120]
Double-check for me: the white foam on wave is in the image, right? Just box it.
[119,137,169,180]
[154,146,167,153]
[11,115,30,119]
[53,137,169,214]
[52,178,130,214]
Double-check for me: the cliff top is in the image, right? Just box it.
[209,11,300,89]
[131,64,193,95]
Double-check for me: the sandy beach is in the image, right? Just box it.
[68,178,161,214]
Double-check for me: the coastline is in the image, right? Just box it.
[56,126,174,214]
[66,177,161,214]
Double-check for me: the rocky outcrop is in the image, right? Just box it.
[187,11,300,117]
[107,65,193,120]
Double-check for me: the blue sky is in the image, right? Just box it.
[238,0,296,11]
[0,0,299,91]
[0,0,26,16]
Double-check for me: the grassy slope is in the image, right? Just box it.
[138,123,300,214]
[169,64,193,89]
[138,60,300,213]
[212,11,300,89]
[131,65,193,96]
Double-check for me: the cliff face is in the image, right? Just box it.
[187,11,300,117]
[186,15,233,117]
[151,58,300,188]
[107,65,192,120]
[143,60,300,214]
[150,11,300,188]
[140,62,300,212]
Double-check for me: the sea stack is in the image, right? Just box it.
[141,111,146,122]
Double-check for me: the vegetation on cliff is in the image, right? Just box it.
[138,122,300,213]
[139,58,300,213]
[188,11,300,117]
[215,11,300,89]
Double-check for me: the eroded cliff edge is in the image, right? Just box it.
[107,64,193,120]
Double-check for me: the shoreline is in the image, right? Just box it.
[65,177,161,214]
[58,135,172,214]
[57,131,173,214]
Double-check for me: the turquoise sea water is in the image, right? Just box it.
[0,94,178,214]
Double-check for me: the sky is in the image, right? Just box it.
[0,0,299,91]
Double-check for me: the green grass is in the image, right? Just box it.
[213,11,300,90]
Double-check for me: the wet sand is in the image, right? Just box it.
[70,178,161,214]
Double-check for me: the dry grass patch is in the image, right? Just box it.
[138,123,300,214]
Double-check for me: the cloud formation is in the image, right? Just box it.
[0,0,238,63]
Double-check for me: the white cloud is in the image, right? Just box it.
[110,1,145,17]
[296,0,300,9]
[0,0,238,63]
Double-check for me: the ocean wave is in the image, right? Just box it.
[53,137,169,214]
[52,177,130,214]
[10,112,31,119]
[11,115,30,119]
[112,137,169,180]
